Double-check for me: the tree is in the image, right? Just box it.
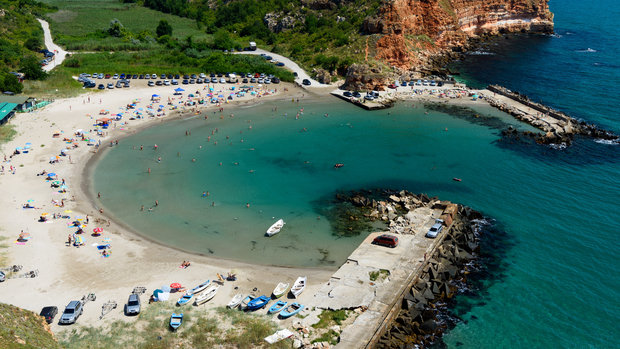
[0,72,23,94]
[24,36,42,52]
[20,55,47,80]
[212,29,234,50]
[108,19,126,38]
[156,19,173,38]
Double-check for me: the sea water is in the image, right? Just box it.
[92,0,619,346]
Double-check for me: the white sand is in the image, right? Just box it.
[0,82,333,334]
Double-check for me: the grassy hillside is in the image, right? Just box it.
[40,0,210,51]
[0,303,61,349]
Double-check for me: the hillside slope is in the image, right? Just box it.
[0,303,61,349]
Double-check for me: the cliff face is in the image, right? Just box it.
[347,0,553,89]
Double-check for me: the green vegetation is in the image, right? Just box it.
[21,69,82,98]
[59,304,290,349]
[312,309,349,329]
[369,269,390,282]
[0,303,61,349]
[41,0,209,51]
[0,0,55,93]
[312,329,340,345]
[0,125,17,145]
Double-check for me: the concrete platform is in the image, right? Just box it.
[306,206,446,348]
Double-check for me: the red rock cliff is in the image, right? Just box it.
[366,0,553,72]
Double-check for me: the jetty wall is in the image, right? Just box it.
[487,85,569,122]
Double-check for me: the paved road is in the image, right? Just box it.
[38,19,70,72]
[234,48,323,87]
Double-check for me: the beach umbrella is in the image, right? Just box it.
[27,199,34,203]
[93,227,103,233]
[15,147,22,151]
[64,210,72,213]
[41,212,48,216]
[174,88,185,92]
[170,282,182,289]
[152,94,159,98]
[47,173,56,177]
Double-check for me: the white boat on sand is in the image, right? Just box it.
[272,282,289,298]
[227,293,243,309]
[194,284,220,305]
[266,219,285,236]
[290,276,307,298]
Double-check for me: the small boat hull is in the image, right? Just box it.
[279,303,304,319]
[266,219,285,237]
[227,294,243,309]
[272,282,289,298]
[241,295,255,310]
[177,293,194,306]
[170,313,183,330]
[246,295,270,311]
[189,280,210,295]
[290,276,307,298]
[194,284,219,305]
[268,300,287,314]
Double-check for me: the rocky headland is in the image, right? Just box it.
[345,0,554,90]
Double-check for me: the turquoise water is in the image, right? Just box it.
[93,100,533,267]
[92,0,620,346]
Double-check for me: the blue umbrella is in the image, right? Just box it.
[152,94,160,97]
[174,88,185,92]
[47,173,56,177]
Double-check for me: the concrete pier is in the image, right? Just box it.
[306,203,454,348]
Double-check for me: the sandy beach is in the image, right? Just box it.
[0,81,334,334]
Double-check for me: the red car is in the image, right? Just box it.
[388,83,398,89]
[372,234,399,248]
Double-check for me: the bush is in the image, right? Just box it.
[20,55,47,80]
[156,19,173,37]
[0,72,23,94]
[24,36,43,52]
[64,57,80,68]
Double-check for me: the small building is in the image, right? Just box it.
[0,95,35,112]
[0,102,18,125]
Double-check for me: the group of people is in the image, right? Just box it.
[180,260,191,268]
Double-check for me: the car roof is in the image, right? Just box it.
[129,294,139,300]
[67,301,80,307]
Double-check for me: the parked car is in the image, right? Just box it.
[98,84,105,90]
[183,74,190,79]
[182,79,189,84]
[388,83,397,89]
[275,62,285,67]
[353,91,362,98]
[107,83,114,89]
[242,78,248,83]
[160,74,166,79]
[302,79,311,86]
[272,77,280,83]
[112,74,119,79]
[145,74,150,79]
[147,81,154,86]
[0,271,5,282]
[151,73,158,79]
[171,79,178,85]
[372,234,399,248]
[343,91,353,97]
[219,78,226,83]
[191,74,197,79]
[98,73,104,79]
[119,74,125,79]
[115,81,123,88]
[40,306,58,324]
[155,80,163,86]
[426,219,444,238]
[59,301,83,324]
[163,80,170,86]
[211,77,218,83]
[196,78,203,84]
[124,294,141,315]
[84,81,96,88]
[105,74,111,79]
[175,74,180,79]
[132,74,138,79]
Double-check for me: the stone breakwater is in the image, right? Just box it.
[487,85,619,146]
[327,190,483,348]
[377,206,482,348]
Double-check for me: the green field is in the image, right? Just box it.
[41,0,209,50]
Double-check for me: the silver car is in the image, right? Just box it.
[0,271,5,282]
[59,301,83,324]
[125,294,141,315]
[426,220,444,238]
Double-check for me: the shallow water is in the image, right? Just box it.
[92,99,533,267]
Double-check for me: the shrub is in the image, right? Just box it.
[156,19,173,38]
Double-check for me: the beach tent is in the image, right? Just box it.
[174,88,184,92]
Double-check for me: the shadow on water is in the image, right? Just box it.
[423,102,517,131]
